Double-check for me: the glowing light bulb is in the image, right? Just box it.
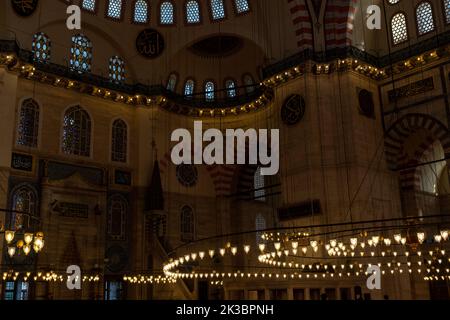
[394,234,402,243]
[401,238,407,245]
[209,250,215,258]
[231,247,237,255]
[310,240,318,248]
[291,242,298,249]
[350,238,358,246]
[384,238,391,246]
[274,242,281,251]
[417,232,426,244]
[302,247,308,254]
[434,235,442,243]
[441,230,449,241]
[330,239,337,247]
[244,245,250,254]
[199,251,205,259]
[219,248,226,256]
[7,247,16,257]
[5,231,14,244]
[258,244,265,252]
[372,236,380,246]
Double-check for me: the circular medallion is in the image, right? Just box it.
[281,94,306,125]
[176,164,198,187]
[358,89,375,118]
[136,29,165,59]
[105,245,128,273]
[11,0,39,17]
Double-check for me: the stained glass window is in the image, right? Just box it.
[167,73,177,91]
[210,0,225,20]
[134,0,149,23]
[62,106,92,157]
[445,0,450,24]
[234,0,250,14]
[184,79,195,97]
[160,1,174,24]
[186,0,201,24]
[181,206,194,241]
[254,167,265,201]
[11,185,36,231]
[205,81,215,101]
[17,98,39,148]
[70,34,92,73]
[112,119,127,163]
[82,0,96,11]
[107,0,123,19]
[32,32,51,63]
[108,195,127,240]
[243,74,255,94]
[225,80,237,98]
[391,13,408,44]
[109,56,125,84]
[416,2,435,35]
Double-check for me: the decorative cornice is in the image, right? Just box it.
[1,34,450,118]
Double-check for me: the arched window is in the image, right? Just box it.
[109,56,126,84]
[11,185,37,231]
[255,214,266,244]
[17,98,39,148]
[167,73,178,91]
[205,81,215,101]
[416,2,435,35]
[134,0,149,23]
[70,34,92,73]
[234,0,250,14]
[210,0,225,20]
[243,74,255,94]
[391,13,408,45]
[225,79,237,98]
[62,106,92,157]
[181,206,194,241]
[32,32,51,63]
[112,119,128,163]
[445,0,450,24]
[186,0,201,24]
[184,79,195,97]
[160,1,174,24]
[108,195,128,240]
[254,167,265,201]
[107,0,123,19]
[82,0,96,11]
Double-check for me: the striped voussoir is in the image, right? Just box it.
[384,113,450,190]
[324,0,357,50]
[287,0,314,49]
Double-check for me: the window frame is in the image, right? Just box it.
[443,0,450,25]
[158,0,176,26]
[81,0,98,14]
[166,72,179,92]
[204,79,216,102]
[242,73,256,95]
[131,0,150,24]
[208,0,227,23]
[69,34,93,74]
[105,0,127,21]
[232,0,251,17]
[109,55,126,84]
[390,11,409,46]
[9,183,38,231]
[32,32,51,64]
[184,0,202,26]
[180,205,195,242]
[224,78,238,99]
[16,97,41,149]
[183,78,196,98]
[111,118,129,164]
[415,1,436,37]
[60,105,93,158]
